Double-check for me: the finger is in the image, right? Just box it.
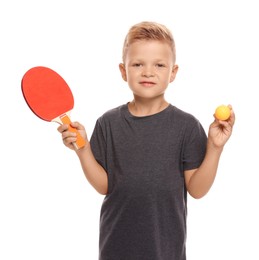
[57,124,69,133]
[212,114,222,126]
[62,130,77,140]
[70,121,85,130]
[62,133,78,149]
[230,109,235,125]
[226,105,235,126]
[217,120,229,128]
[63,136,77,145]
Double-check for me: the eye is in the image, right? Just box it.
[156,63,166,68]
[132,63,142,67]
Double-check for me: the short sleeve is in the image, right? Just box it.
[182,119,207,171]
[90,119,107,171]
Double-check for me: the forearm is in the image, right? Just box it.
[76,143,108,195]
[187,143,223,199]
[187,107,235,199]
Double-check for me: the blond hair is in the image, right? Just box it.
[122,21,176,64]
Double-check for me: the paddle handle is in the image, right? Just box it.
[60,114,86,149]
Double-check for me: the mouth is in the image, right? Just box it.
[139,81,156,87]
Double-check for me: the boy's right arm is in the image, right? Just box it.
[57,122,108,195]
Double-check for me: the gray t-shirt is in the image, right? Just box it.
[90,104,207,260]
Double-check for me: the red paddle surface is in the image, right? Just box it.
[22,66,74,121]
[21,66,86,149]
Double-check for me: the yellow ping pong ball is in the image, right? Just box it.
[215,105,231,120]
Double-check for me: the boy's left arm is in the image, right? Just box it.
[184,105,235,199]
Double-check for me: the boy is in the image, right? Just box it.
[58,21,235,260]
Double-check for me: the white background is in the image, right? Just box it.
[1,0,258,259]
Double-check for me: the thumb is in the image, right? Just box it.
[70,121,85,130]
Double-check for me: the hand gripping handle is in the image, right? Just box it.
[60,114,86,149]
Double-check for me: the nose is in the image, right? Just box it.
[141,66,154,77]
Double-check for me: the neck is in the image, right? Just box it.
[128,97,169,117]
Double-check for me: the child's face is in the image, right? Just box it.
[119,40,178,100]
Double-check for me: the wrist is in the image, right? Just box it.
[76,140,90,155]
[207,139,224,152]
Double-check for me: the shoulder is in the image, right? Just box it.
[96,104,127,125]
[169,105,200,125]
[102,104,126,117]
[168,105,207,138]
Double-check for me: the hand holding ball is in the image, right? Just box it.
[215,105,231,120]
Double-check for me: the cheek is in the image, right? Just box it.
[125,70,136,82]
[127,75,134,85]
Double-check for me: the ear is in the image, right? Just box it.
[169,65,179,83]
[119,63,127,82]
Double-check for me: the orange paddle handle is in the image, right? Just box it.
[60,114,86,149]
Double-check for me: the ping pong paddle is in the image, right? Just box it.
[21,66,86,149]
